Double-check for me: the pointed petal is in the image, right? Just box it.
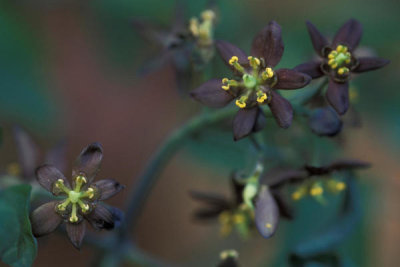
[233,107,259,141]
[86,204,123,230]
[13,126,40,180]
[332,19,362,51]
[255,185,279,239]
[326,80,349,115]
[262,168,309,187]
[216,40,248,72]
[272,190,294,220]
[193,207,226,221]
[328,159,371,171]
[45,140,68,174]
[66,222,86,250]
[72,142,103,183]
[274,69,311,89]
[309,107,343,137]
[306,21,329,56]
[36,164,70,193]
[30,201,62,237]
[190,79,235,108]
[353,57,390,73]
[131,18,170,45]
[92,179,125,201]
[251,20,284,67]
[294,61,324,79]
[268,91,293,128]
[189,190,231,209]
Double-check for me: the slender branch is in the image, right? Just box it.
[122,80,327,235]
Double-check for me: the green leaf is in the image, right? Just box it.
[0,185,37,267]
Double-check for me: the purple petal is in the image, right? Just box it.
[13,126,40,180]
[232,107,259,141]
[268,91,293,128]
[353,57,390,73]
[44,140,68,174]
[72,143,103,183]
[332,19,362,51]
[30,201,62,237]
[294,61,324,79]
[251,21,284,67]
[326,80,349,115]
[328,159,371,171]
[36,164,70,193]
[189,190,231,208]
[66,222,86,250]
[306,21,329,56]
[92,179,125,201]
[255,185,279,239]
[274,69,311,89]
[85,204,123,230]
[309,107,343,137]
[215,40,248,69]
[272,190,294,220]
[262,168,309,187]
[190,79,235,108]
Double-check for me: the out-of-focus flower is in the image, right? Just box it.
[11,126,67,181]
[30,143,124,249]
[132,4,217,92]
[295,19,389,115]
[191,21,311,140]
[217,250,240,267]
[190,178,254,239]
[190,164,292,239]
[262,159,370,203]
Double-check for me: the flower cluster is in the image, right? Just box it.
[30,143,124,249]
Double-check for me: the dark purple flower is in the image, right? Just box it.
[8,126,67,181]
[190,21,311,140]
[30,143,124,249]
[295,19,389,115]
[132,6,217,92]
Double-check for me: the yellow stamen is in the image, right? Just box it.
[336,182,346,191]
[257,92,267,103]
[57,199,71,211]
[310,185,324,196]
[248,56,260,69]
[337,67,349,75]
[262,67,274,80]
[201,10,215,21]
[69,203,79,223]
[7,162,21,176]
[55,179,70,194]
[74,175,87,192]
[236,100,246,108]
[189,18,199,36]
[233,214,245,224]
[229,56,238,65]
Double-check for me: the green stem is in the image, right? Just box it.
[122,108,237,233]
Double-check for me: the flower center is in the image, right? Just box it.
[54,175,96,223]
[222,56,277,109]
[327,45,352,75]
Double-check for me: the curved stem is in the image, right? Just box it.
[122,108,237,233]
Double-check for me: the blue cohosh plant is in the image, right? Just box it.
[0,8,390,266]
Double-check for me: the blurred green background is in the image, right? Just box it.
[0,0,398,266]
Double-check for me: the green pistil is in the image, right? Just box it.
[242,74,257,89]
[327,45,351,70]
